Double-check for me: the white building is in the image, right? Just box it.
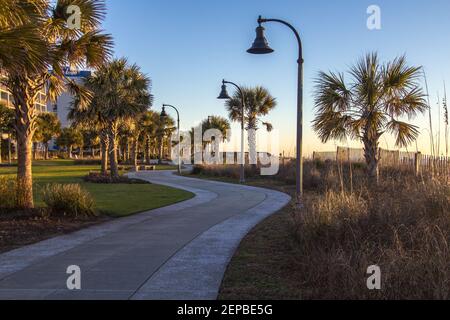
[49,70,92,128]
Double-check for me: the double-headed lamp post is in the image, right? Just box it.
[160,104,181,175]
[247,15,304,205]
[217,79,246,184]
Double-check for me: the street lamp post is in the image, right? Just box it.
[217,79,246,184]
[247,15,304,205]
[161,104,182,175]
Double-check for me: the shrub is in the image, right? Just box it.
[0,176,16,212]
[83,172,148,184]
[42,184,95,217]
[74,159,102,165]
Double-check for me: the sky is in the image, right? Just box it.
[102,0,450,156]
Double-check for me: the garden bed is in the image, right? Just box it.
[0,209,107,254]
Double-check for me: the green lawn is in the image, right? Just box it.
[0,160,194,217]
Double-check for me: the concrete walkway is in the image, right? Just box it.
[0,171,291,300]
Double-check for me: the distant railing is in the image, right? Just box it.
[313,147,450,179]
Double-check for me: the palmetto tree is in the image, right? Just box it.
[157,115,175,164]
[200,116,231,153]
[201,116,231,141]
[69,90,110,175]
[313,53,427,180]
[226,86,277,165]
[0,0,113,208]
[122,115,145,171]
[0,0,47,73]
[137,110,159,164]
[80,58,152,178]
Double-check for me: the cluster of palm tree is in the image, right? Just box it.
[68,59,178,178]
[69,58,157,179]
[0,0,113,208]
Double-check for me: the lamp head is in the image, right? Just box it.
[160,106,168,120]
[247,21,274,55]
[217,82,231,100]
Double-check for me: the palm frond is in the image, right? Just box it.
[386,119,420,148]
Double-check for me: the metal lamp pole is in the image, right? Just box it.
[161,104,181,175]
[247,15,304,204]
[218,80,246,183]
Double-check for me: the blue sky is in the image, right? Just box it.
[103,0,450,156]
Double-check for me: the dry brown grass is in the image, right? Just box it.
[196,162,450,299]
[292,177,450,299]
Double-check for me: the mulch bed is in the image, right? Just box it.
[0,210,109,254]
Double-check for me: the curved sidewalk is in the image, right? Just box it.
[0,171,291,300]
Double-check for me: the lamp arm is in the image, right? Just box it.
[163,104,180,123]
[223,80,245,106]
[258,17,303,63]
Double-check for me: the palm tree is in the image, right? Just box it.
[201,116,231,142]
[35,112,61,160]
[133,110,176,164]
[80,58,152,178]
[225,86,277,165]
[0,0,48,74]
[157,115,175,164]
[69,95,109,175]
[0,0,113,208]
[141,111,161,164]
[121,116,143,171]
[312,53,427,181]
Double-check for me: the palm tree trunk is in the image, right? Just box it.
[100,131,109,176]
[363,136,380,183]
[8,134,12,164]
[69,145,73,159]
[248,128,257,167]
[131,137,138,171]
[145,135,151,165]
[44,142,49,160]
[158,136,164,164]
[108,123,120,179]
[14,89,36,209]
[32,142,37,160]
[16,130,34,209]
[0,133,2,164]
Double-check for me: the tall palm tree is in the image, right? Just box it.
[0,0,113,208]
[225,86,277,165]
[69,99,110,174]
[81,58,152,178]
[121,116,145,171]
[157,115,175,164]
[141,110,160,164]
[312,53,427,181]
